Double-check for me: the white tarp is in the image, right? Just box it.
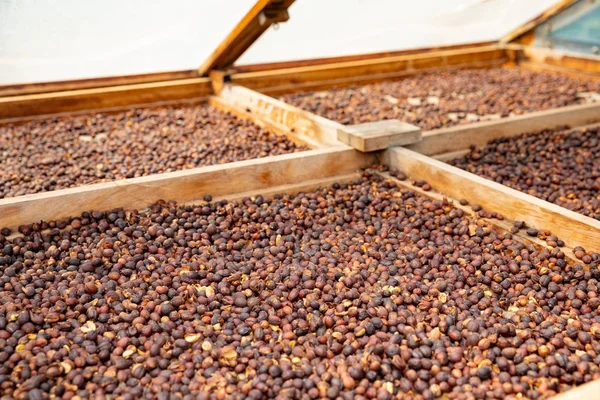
[0,0,557,85]
[237,0,558,64]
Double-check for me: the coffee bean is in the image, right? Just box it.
[0,104,307,198]
[1,171,598,399]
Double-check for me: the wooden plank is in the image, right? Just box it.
[373,169,579,261]
[500,0,578,44]
[234,41,498,73]
[382,146,600,252]
[516,46,600,76]
[0,147,373,232]
[217,84,344,147]
[231,46,507,94]
[0,78,212,120]
[0,70,199,98]
[338,120,421,152]
[550,379,600,400]
[241,59,506,97]
[406,102,600,156]
[1,43,494,99]
[0,46,504,122]
[431,121,600,162]
[517,60,600,81]
[208,96,326,149]
[198,0,295,75]
[432,149,470,162]
[209,172,361,204]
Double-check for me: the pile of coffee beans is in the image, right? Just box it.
[280,67,600,130]
[449,126,600,220]
[0,104,307,199]
[1,171,599,399]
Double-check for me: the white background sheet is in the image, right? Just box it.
[0,0,557,85]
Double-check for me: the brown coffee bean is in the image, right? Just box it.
[450,125,600,220]
[282,67,599,131]
[0,104,307,199]
[1,171,598,399]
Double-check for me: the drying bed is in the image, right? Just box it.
[279,67,600,131]
[1,171,599,400]
[448,125,600,221]
[0,104,307,199]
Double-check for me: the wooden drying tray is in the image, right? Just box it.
[1,42,597,122]
[3,81,600,250]
[2,86,600,400]
[0,43,507,121]
[505,44,600,80]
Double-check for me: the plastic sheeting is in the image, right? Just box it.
[531,0,600,56]
[237,0,558,65]
[0,0,255,84]
[0,0,557,85]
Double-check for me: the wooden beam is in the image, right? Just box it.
[516,46,600,76]
[0,42,496,99]
[337,120,421,152]
[373,169,579,261]
[0,78,212,121]
[550,379,600,400]
[0,45,504,122]
[0,46,504,121]
[233,41,498,73]
[230,46,507,94]
[0,70,200,98]
[198,0,295,76]
[216,84,344,148]
[405,102,600,156]
[517,60,600,81]
[0,148,373,232]
[383,147,600,252]
[208,96,326,149]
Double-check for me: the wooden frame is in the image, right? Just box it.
[0,44,505,122]
[405,102,600,157]
[0,147,372,232]
[3,2,600,397]
[3,43,597,122]
[382,146,600,254]
[510,45,600,78]
[3,81,599,254]
[214,84,344,148]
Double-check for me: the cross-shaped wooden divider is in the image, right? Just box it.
[337,120,422,152]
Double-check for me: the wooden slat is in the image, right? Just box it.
[383,146,600,252]
[337,120,421,152]
[373,170,579,261]
[0,46,505,122]
[550,379,600,400]
[210,172,361,204]
[0,42,495,98]
[217,84,343,148]
[231,46,507,94]
[406,102,600,156]
[516,46,600,76]
[208,96,326,149]
[0,148,373,231]
[0,70,199,98]
[517,60,600,81]
[198,0,295,75]
[233,41,498,73]
[0,78,212,121]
